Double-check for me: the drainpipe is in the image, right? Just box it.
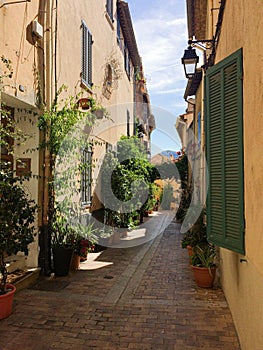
[41,0,52,276]
[133,67,137,136]
[200,68,206,205]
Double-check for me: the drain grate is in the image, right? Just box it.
[31,279,70,291]
[103,275,114,279]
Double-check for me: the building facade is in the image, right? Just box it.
[0,0,154,273]
[182,1,263,349]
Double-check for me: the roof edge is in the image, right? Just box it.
[117,0,141,68]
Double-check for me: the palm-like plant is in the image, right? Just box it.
[191,244,216,269]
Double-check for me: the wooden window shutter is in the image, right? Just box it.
[117,14,121,42]
[81,20,92,88]
[205,48,245,254]
[106,0,113,21]
[87,30,92,86]
[81,146,93,205]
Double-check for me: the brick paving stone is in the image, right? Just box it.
[0,215,241,350]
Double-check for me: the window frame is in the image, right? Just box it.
[106,0,114,22]
[124,45,131,79]
[81,20,92,89]
[116,13,121,43]
[80,145,93,206]
[127,110,130,137]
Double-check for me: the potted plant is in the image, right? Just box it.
[77,97,92,110]
[0,170,37,319]
[181,209,208,258]
[191,244,217,288]
[71,237,95,269]
[71,238,87,269]
[70,222,98,269]
[50,205,76,277]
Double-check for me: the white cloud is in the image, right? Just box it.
[153,88,185,95]
[127,0,188,146]
[133,12,188,99]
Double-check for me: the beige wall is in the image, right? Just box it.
[55,1,135,209]
[212,1,263,349]
[1,1,41,268]
[1,1,146,266]
[0,1,40,105]
[56,0,134,139]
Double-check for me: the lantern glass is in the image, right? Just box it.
[181,46,199,79]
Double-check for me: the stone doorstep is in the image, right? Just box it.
[13,267,41,292]
[6,255,26,273]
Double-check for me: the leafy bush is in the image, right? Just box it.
[0,171,37,294]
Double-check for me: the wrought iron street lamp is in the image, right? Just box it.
[181,46,199,79]
[181,38,216,78]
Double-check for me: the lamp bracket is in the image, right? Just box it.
[188,39,216,45]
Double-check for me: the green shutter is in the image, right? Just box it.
[81,20,92,88]
[205,48,245,254]
[88,30,92,86]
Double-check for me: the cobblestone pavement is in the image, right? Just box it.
[0,213,241,350]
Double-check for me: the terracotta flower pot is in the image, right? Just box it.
[80,252,88,262]
[187,245,194,263]
[187,245,193,257]
[0,284,16,320]
[191,265,216,288]
[78,98,91,110]
[71,253,81,270]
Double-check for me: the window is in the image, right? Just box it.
[81,146,93,205]
[81,20,92,88]
[127,110,130,137]
[106,142,113,153]
[205,48,245,254]
[124,46,130,78]
[143,95,149,123]
[117,14,121,42]
[106,0,113,22]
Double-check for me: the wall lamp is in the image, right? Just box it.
[181,46,199,79]
[0,0,31,9]
[181,38,216,79]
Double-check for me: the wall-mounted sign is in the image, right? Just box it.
[16,158,31,176]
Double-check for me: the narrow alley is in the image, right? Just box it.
[0,214,240,350]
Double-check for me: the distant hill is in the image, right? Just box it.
[160,150,180,159]
[151,150,180,165]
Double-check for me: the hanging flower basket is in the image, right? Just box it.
[78,98,91,110]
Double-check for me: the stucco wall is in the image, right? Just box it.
[213,1,263,349]
[1,1,41,268]
[56,1,135,209]
[56,0,134,133]
[0,1,40,105]
[1,0,139,266]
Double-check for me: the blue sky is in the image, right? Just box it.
[126,0,188,155]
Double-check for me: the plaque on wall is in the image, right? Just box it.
[16,158,31,176]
